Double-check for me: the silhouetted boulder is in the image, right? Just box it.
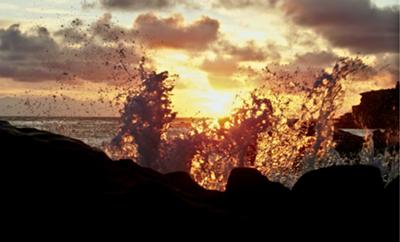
[0,120,111,197]
[0,120,232,235]
[292,165,385,241]
[372,129,400,154]
[384,177,399,242]
[164,171,223,202]
[226,168,290,196]
[333,129,364,155]
[352,85,399,129]
[225,168,291,232]
[225,167,293,239]
[165,171,206,194]
[372,129,387,153]
[0,120,396,239]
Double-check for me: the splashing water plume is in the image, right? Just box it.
[105,58,176,170]
[106,58,398,190]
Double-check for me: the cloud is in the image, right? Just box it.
[0,19,142,83]
[293,51,338,67]
[200,40,282,89]
[215,40,268,61]
[0,24,61,82]
[201,56,238,76]
[372,53,399,85]
[134,13,219,50]
[81,0,97,10]
[56,13,220,51]
[54,19,89,44]
[100,0,172,10]
[283,0,399,54]
[200,48,337,90]
[54,14,136,44]
[213,0,279,9]
[200,56,242,89]
[0,13,221,83]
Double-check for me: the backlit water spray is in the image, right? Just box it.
[106,58,399,190]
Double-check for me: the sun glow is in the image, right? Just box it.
[201,90,236,118]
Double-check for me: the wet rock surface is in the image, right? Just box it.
[0,120,398,239]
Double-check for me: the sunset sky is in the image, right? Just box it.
[0,0,398,117]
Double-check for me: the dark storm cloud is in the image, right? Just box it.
[283,0,399,54]
[134,13,220,50]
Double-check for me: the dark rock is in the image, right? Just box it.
[164,171,205,194]
[226,169,291,208]
[373,129,387,153]
[293,164,384,200]
[292,165,385,241]
[164,171,223,202]
[0,120,396,239]
[352,85,399,129]
[373,129,399,154]
[0,120,232,235]
[0,120,111,196]
[225,167,291,235]
[384,177,399,242]
[333,129,364,155]
[335,112,360,129]
[226,168,290,196]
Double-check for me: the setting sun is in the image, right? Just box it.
[201,90,235,118]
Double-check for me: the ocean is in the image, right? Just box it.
[2,116,194,149]
[2,116,393,191]
[2,116,369,150]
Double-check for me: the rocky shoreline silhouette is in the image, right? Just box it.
[0,120,398,240]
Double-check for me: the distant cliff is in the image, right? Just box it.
[352,83,399,129]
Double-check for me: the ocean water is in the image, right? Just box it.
[2,116,368,149]
[342,129,369,138]
[2,116,192,149]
